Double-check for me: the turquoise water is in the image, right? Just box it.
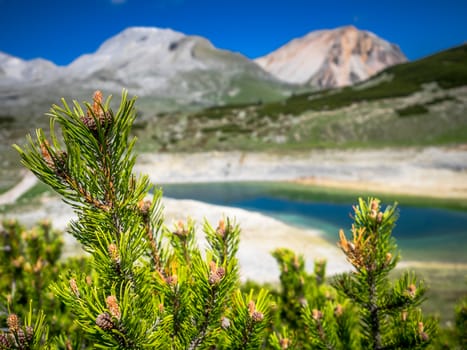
[161,182,467,263]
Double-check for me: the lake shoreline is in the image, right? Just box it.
[3,146,467,206]
[290,176,467,201]
[136,146,467,205]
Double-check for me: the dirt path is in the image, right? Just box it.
[0,171,37,205]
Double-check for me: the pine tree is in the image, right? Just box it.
[454,295,467,349]
[0,219,90,348]
[332,198,437,349]
[13,90,270,349]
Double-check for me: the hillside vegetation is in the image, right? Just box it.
[139,44,467,151]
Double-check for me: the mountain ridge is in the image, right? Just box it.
[0,41,465,192]
[0,26,291,116]
[1,25,408,94]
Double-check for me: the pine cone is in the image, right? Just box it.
[334,304,343,317]
[81,115,97,130]
[138,200,152,217]
[81,90,113,132]
[16,329,27,347]
[216,219,226,237]
[312,309,323,321]
[216,267,225,279]
[208,272,221,285]
[279,338,290,349]
[208,261,225,285]
[69,278,80,298]
[106,295,121,320]
[99,111,113,127]
[25,326,34,342]
[251,311,264,322]
[7,314,20,332]
[0,333,11,348]
[96,312,114,331]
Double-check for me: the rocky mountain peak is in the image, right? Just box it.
[255,25,407,88]
[96,27,186,54]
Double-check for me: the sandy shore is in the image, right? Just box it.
[163,198,348,281]
[2,194,347,282]
[3,146,467,205]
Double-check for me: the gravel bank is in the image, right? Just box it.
[135,147,467,199]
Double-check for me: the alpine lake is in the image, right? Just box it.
[161,181,467,264]
[160,181,467,325]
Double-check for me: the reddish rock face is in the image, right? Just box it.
[255,25,407,88]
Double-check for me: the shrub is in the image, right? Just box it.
[396,104,429,117]
[269,249,359,349]
[455,295,467,349]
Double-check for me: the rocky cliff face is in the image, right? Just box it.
[255,25,407,88]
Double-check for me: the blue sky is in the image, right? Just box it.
[0,0,466,66]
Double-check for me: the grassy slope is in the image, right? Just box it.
[137,44,467,152]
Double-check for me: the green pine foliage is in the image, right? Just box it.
[333,198,437,349]
[0,305,49,350]
[265,199,440,350]
[0,220,62,310]
[12,90,270,349]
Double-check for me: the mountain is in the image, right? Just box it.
[0,27,291,118]
[255,25,407,88]
[62,27,290,101]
